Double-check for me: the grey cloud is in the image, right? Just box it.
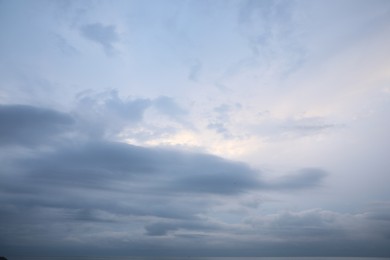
[283,117,339,136]
[76,90,152,121]
[271,168,327,190]
[188,59,202,81]
[0,104,328,197]
[104,93,152,122]
[51,33,78,55]
[75,91,195,138]
[74,90,152,137]
[20,142,158,189]
[14,140,263,195]
[141,206,390,256]
[0,104,74,146]
[145,219,218,236]
[0,135,330,256]
[153,96,187,118]
[235,0,306,77]
[254,115,340,140]
[214,104,236,121]
[80,23,119,52]
[246,209,390,257]
[264,209,343,238]
[2,131,326,202]
[266,209,345,239]
[145,222,179,236]
[0,138,256,231]
[208,103,242,138]
[365,203,390,221]
[75,91,189,138]
[245,207,390,254]
[207,122,229,136]
[2,126,388,256]
[0,104,332,256]
[238,0,274,25]
[171,157,262,195]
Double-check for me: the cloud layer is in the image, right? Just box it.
[0,104,334,254]
[1,103,389,256]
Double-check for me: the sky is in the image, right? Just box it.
[0,0,390,257]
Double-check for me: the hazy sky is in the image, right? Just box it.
[1,0,390,257]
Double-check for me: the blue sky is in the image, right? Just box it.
[1,0,390,256]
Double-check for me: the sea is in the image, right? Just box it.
[4,257,389,260]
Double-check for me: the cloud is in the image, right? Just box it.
[103,93,152,122]
[263,207,390,241]
[0,93,387,254]
[72,91,193,143]
[207,103,242,138]
[153,96,187,118]
[207,122,229,136]
[282,117,339,136]
[144,219,219,236]
[51,33,78,55]
[2,136,327,206]
[263,209,346,239]
[0,104,333,255]
[0,104,74,146]
[1,0,390,256]
[242,207,390,256]
[74,90,152,138]
[18,142,159,189]
[168,155,263,195]
[251,115,340,141]
[188,59,202,81]
[80,23,119,53]
[229,0,307,79]
[75,91,187,124]
[10,140,265,195]
[270,168,327,190]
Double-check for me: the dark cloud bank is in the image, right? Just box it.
[1,104,389,257]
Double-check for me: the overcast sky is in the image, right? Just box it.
[1,0,390,257]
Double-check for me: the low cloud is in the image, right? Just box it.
[4,102,389,253]
[144,219,219,236]
[7,139,323,199]
[270,168,327,190]
[0,104,74,146]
